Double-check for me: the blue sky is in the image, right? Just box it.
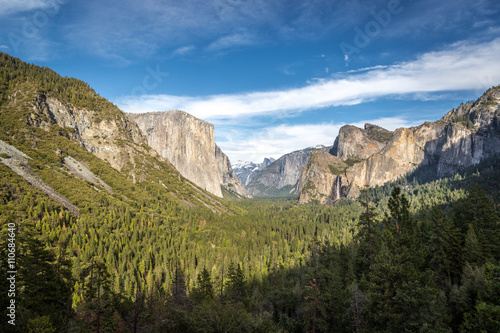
[1,0,500,163]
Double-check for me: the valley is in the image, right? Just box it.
[0,53,499,333]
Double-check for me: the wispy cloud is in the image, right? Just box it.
[206,32,256,51]
[118,38,500,120]
[345,65,389,73]
[56,0,281,62]
[365,0,500,39]
[172,45,196,56]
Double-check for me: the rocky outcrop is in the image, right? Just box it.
[128,111,250,198]
[28,93,156,180]
[436,89,500,176]
[246,145,330,197]
[330,123,392,160]
[64,156,114,194]
[297,150,349,204]
[297,86,500,204]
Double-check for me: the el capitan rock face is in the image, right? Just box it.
[0,53,239,213]
[128,110,250,198]
[298,86,500,204]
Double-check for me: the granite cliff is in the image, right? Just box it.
[128,111,250,198]
[298,86,500,204]
[245,145,330,197]
[348,87,500,189]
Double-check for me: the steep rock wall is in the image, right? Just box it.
[128,111,250,198]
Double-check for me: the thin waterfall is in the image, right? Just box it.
[336,176,340,201]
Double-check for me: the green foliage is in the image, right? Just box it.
[345,157,363,167]
[27,316,56,333]
[193,267,214,302]
[328,163,346,175]
[451,114,475,130]
[0,53,122,118]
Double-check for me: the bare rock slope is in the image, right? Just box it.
[0,139,80,216]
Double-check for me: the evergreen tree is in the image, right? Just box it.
[463,224,482,265]
[226,263,247,303]
[426,205,462,286]
[194,267,214,302]
[171,262,189,308]
[355,189,379,276]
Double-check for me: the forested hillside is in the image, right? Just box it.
[0,54,499,332]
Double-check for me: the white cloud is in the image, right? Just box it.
[172,45,196,56]
[345,65,388,73]
[118,38,500,120]
[206,32,256,51]
[116,38,500,163]
[58,0,278,61]
[0,0,59,16]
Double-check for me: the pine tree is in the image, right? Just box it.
[427,205,462,286]
[463,224,482,265]
[226,262,246,303]
[355,189,379,276]
[194,267,214,302]
[171,262,188,308]
[367,187,451,332]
